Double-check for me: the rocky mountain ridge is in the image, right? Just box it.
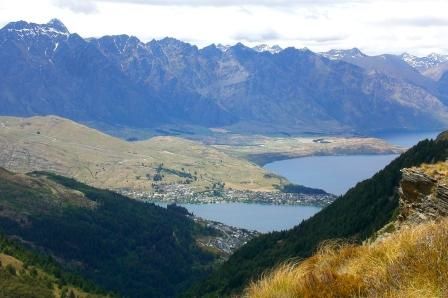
[1,19,448,134]
[401,52,448,78]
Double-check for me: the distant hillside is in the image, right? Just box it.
[188,135,448,297]
[1,19,448,133]
[0,167,218,297]
[0,115,286,193]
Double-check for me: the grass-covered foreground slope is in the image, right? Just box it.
[188,137,448,297]
[0,168,216,297]
[246,218,448,298]
[0,234,110,298]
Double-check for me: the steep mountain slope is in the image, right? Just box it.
[425,61,448,81]
[401,52,448,80]
[438,71,448,104]
[0,20,233,128]
[321,48,436,91]
[0,233,109,298]
[0,167,217,297]
[246,161,448,298]
[246,219,448,298]
[0,20,148,125]
[188,134,448,297]
[95,36,448,133]
[1,19,448,133]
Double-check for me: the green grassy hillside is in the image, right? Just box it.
[188,137,448,297]
[0,168,217,297]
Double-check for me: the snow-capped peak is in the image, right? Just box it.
[3,19,70,39]
[252,44,283,54]
[320,48,366,60]
[216,44,231,52]
[427,53,448,63]
[400,52,448,71]
[47,19,69,34]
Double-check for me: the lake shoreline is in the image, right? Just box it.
[264,131,441,195]
[264,154,400,196]
[248,149,403,167]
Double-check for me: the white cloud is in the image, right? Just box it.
[233,30,281,43]
[379,17,448,27]
[53,0,98,14]
[95,0,366,7]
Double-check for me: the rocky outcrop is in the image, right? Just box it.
[371,163,448,243]
[398,167,448,225]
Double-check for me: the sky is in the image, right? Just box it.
[0,0,447,56]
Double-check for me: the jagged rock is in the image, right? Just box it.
[372,164,448,243]
[398,167,448,225]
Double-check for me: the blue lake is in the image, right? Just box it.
[264,131,441,196]
[162,131,441,233]
[161,202,320,233]
[265,154,398,196]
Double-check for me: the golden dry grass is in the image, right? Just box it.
[246,219,448,298]
[0,116,286,192]
[419,161,448,184]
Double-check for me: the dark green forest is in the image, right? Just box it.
[0,170,216,297]
[188,138,448,297]
[0,233,110,297]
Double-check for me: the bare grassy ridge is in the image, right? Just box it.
[0,116,285,192]
[246,219,448,298]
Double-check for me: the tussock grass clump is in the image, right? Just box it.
[246,219,448,298]
[420,161,448,184]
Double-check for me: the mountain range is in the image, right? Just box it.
[1,19,448,134]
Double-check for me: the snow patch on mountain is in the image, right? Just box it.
[252,44,283,54]
[320,48,366,60]
[216,44,231,52]
[3,19,70,40]
[401,53,448,72]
